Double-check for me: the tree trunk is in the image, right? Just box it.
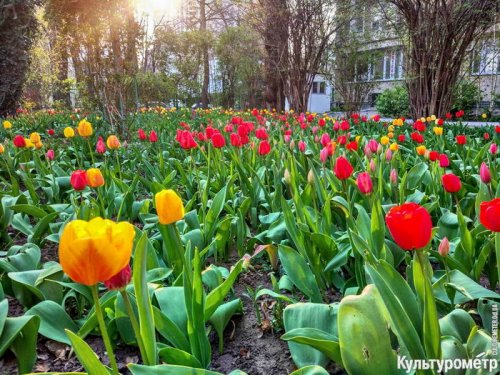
[199,0,210,108]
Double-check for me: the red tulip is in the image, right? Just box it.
[230,133,242,147]
[429,151,439,161]
[258,140,271,155]
[484,133,490,140]
[356,172,373,194]
[479,162,491,184]
[346,141,358,151]
[47,129,55,136]
[70,170,88,191]
[320,133,330,147]
[149,130,158,143]
[398,135,406,142]
[439,154,450,168]
[211,133,226,148]
[13,135,26,148]
[318,118,326,127]
[456,135,466,145]
[480,198,500,232]
[138,128,147,141]
[104,264,132,290]
[333,156,353,180]
[442,173,461,193]
[495,125,500,134]
[386,202,433,250]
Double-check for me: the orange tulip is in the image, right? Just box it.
[59,218,135,285]
[86,168,105,188]
[77,119,93,137]
[106,135,121,149]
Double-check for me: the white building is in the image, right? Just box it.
[284,74,333,113]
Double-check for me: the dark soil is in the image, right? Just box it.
[0,336,140,375]
[209,264,296,375]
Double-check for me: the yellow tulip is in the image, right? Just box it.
[387,132,394,139]
[388,125,395,132]
[390,143,399,151]
[0,144,4,153]
[416,145,427,156]
[420,117,426,123]
[24,138,34,148]
[482,113,487,119]
[87,168,105,188]
[30,132,41,144]
[155,189,185,225]
[430,115,436,121]
[35,141,43,149]
[59,218,135,286]
[3,120,12,129]
[77,119,93,137]
[381,136,390,145]
[433,126,443,136]
[64,127,75,138]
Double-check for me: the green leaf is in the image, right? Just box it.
[0,301,40,374]
[26,301,79,345]
[209,299,242,353]
[205,260,243,319]
[339,284,402,375]
[132,233,157,365]
[128,364,222,375]
[370,198,385,258]
[283,303,339,368]
[153,306,190,352]
[281,328,341,365]
[278,245,322,303]
[158,347,203,368]
[65,330,110,375]
[289,366,329,375]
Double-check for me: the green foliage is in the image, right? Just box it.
[375,86,410,117]
[451,80,481,113]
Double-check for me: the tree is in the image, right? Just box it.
[214,26,264,108]
[0,0,40,116]
[383,0,498,118]
[330,0,380,114]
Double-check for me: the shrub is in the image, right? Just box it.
[375,86,409,118]
[451,80,481,113]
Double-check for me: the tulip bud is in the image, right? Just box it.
[438,237,450,257]
[480,162,491,184]
[284,168,291,184]
[385,148,392,162]
[369,159,376,173]
[307,169,315,184]
[46,149,54,161]
[155,189,185,225]
[390,168,398,184]
[490,143,498,155]
[356,172,373,195]
[376,144,383,154]
[298,140,306,153]
[289,139,295,150]
[284,134,291,143]
[320,147,329,163]
[104,264,132,290]
[364,144,372,158]
[439,154,450,168]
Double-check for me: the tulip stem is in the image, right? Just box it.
[87,139,95,165]
[91,285,119,375]
[120,290,148,365]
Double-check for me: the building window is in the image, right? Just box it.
[471,40,499,75]
[312,82,326,94]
